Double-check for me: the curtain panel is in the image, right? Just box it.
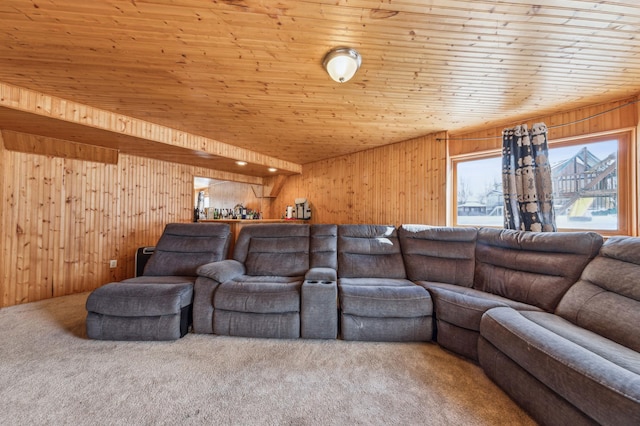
[502,123,557,232]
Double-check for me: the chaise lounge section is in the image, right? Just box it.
[86,222,231,340]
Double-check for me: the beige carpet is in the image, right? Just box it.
[0,292,536,425]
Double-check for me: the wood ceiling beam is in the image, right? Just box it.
[0,82,301,178]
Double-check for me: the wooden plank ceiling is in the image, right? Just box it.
[1,0,639,175]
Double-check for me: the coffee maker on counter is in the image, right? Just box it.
[294,197,311,220]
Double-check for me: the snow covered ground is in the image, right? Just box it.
[457,214,617,231]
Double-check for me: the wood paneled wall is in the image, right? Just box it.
[0,132,244,307]
[207,181,264,213]
[2,96,638,308]
[271,133,448,226]
[449,96,639,156]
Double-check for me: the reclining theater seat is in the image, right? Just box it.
[194,223,338,339]
[337,224,433,342]
[418,227,603,361]
[479,236,640,425]
[85,223,232,341]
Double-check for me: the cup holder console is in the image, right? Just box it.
[301,278,338,339]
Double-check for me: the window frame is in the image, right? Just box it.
[449,129,637,236]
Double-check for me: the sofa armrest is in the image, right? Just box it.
[197,259,245,283]
[305,267,337,282]
[192,276,218,334]
[193,260,245,334]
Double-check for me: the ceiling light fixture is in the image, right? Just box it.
[323,47,362,83]
[268,167,277,172]
[235,161,247,166]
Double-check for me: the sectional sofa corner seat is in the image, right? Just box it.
[193,223,339,339]
[85,222,231,341]
[399,225,604,361]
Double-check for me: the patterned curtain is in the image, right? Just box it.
[502,123,556,232]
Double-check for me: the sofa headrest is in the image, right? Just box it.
[398,225,477,286]
[601,236,640,266]
[337,224,405,279]
[310,224,338,269]
[400,224,478,243]
[477,227,603,257]
[143,223,231,276]
[234,224,310,277]
[474,227,604,312]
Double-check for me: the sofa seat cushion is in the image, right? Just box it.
[120,276,196,285]
[339,279,432,318]
[214,276,302,314]
[86,282,194,317]
[420,282,542,331]
[480,307,640,425]
[339,277,414,287]
[214,310,300,339]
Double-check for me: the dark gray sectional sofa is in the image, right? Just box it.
[87,222,640,425]
[191,223,640,425]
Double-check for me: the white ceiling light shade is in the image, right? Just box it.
[323,48,362,83]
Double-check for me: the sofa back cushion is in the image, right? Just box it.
[143,223,231,276]
[474,227,603,312]
[310,224,338,270]
[398,225,477,286]
[234,224,310,276]
[338,225,406,279]
[556,236,640,352]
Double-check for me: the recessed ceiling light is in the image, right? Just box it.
[235,161,247,166]
[268,167,277,172]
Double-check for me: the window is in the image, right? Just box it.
[451,131,636,236]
